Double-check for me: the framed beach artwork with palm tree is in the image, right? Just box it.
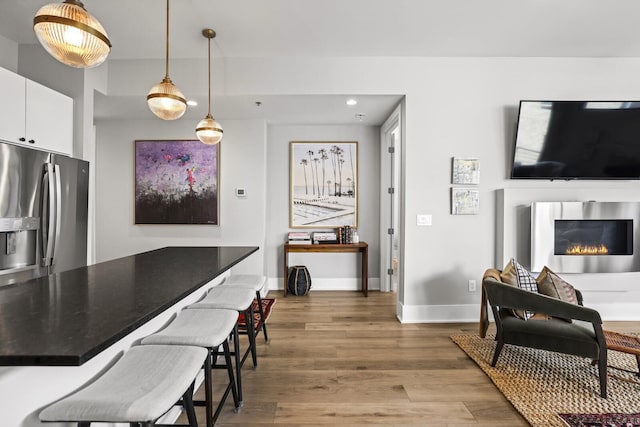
[289,141,358,228]
[134,139,219,225]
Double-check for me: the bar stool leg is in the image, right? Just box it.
[223,340,240,410]
[247,304,258,367]
[182,383,198,427]
[204,351,214,427]
[232,323,243,406]
[254,291,268,342]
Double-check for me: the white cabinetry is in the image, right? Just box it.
[0,67,73,155]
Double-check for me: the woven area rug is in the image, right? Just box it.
[451,334,640,427]
[238,298,275,330]
[559,412,640,426]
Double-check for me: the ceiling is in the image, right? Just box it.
[2,0,640,123]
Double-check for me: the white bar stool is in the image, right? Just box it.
[188,286,257,405]
[221,274,269,342]
[141,308,240,427]
[39,345,207,427]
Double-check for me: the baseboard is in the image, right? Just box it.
[398,303,481,323]
[267,277,380,292]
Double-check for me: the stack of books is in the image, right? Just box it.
[287,232,311,244]
[312,231,338,244]
[336,226,354,243]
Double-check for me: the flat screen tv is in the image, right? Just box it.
[511,100,640,179]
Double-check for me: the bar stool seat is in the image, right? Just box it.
[223,274,266,291]
[39,345,206,426]
[221,275,269,342]
[141,308,240,426]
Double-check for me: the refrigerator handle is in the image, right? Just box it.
[52,164,62,267]
[40,163,56,267]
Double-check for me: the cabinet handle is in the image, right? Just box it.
[28,140,35,144]
[19,137,26,142]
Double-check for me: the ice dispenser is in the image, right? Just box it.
[0,217,39,270]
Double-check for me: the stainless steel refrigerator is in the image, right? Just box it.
[0,141,89,286]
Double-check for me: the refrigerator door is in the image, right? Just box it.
[49,154,89,274]
[0,142,50,285]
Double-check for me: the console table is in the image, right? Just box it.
[283,242,368,297]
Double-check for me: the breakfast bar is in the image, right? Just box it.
[0,246,258,426]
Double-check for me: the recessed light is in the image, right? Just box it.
[187,100,198,107]
[346,99,358,106]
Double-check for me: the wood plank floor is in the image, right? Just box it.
[184,290,639,426]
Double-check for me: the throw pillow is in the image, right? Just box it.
[499,260,518,287]
[537,266,579,305]
[504,258,539,320]
[512,259,539,294]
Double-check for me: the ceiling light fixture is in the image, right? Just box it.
[147,0,186,121]
[195,28,223,145]
[346,99,358,106]
[33,0,111,68]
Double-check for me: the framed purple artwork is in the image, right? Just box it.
[134,139,219,224]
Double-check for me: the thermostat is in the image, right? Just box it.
[236,188,246,198]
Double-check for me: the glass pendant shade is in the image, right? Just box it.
[196,28,223,144]
[33,0,111,68]
[196,114,223,145]
[147,77,187,120]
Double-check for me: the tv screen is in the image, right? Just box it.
[511,100,640,179]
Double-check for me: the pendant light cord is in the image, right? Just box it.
[164,0,170,79]
[207,35,212,116]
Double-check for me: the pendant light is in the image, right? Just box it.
[196,29,223,145]
[147,0,187,121]
[33,0,111,68]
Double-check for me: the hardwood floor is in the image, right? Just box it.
[185,290,638,426]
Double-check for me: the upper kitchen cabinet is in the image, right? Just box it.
[0,67,73,156]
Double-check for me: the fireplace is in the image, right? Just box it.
[531,202,640,273]
[554,219,633,256]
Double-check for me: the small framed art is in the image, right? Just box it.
[451,187,479,215]
[452,157,480,185]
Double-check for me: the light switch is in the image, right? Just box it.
[417,214,432,226]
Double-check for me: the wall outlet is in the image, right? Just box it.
[468,279,477,292]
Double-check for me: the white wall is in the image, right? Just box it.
[94,118,267,274]
[23,57,640,321]
[265,124,381,291]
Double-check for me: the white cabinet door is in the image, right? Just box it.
[26,79,73,155]
[0,67,26,144]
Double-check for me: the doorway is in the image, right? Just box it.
[379,104,403,294]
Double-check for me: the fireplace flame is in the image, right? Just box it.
[565,244,609,255]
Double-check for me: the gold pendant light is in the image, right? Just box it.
[196,29,223,145]
[147,0,187,121]
[33,0,111,68]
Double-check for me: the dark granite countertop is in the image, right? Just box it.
[0,246,258,366]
